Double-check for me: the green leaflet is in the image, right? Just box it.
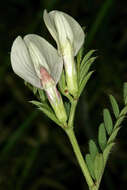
[30,100,61,126]
[80,50,96,69]
[123,82,127,104]
[77,45,84,66]
[89,139,98,161]
[108,127,120,144]
[109,95,119,119]
[94,153,104,181]
[30,100,43,108]
[103,143,115,164]
[76,46,84,82]
[78,71,94,96]
[38,89,46,102]
[79,57,96,85]
[98,123,107,151]
[103,109,113,135]
[85,154,95,180]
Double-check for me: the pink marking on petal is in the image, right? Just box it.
[40,67,53,87]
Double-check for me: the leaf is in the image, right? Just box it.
[79,57,96,85]
[77,45,84,65]
[38,89,46,102]
[30,100,43,107]
[98,123,107,151]
[39,107,61,126]
[80,50,96,69]
[108,127,120,144]
[30,101,61,126]
[94,153,104,181]
[89,140,98,161]
[103,143,115,164]
[85,154,95,179]
[77,46,84,81]
[109,95,120,118]
[78,71,94,96]
[123,82,127,104]
[103,109,113,135]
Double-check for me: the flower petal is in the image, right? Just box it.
[43,10,59,47]
[54,11,74,49]
[28,41,50,78]
[24,34,63,84]
[46,10,85,56]
[11,36,42,88]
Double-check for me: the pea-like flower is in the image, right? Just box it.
[11,34,67,124]
[43,10,85,96]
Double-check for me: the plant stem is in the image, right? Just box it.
[65,128,96,190]
[64,97,98,190]
[68,99,78,128]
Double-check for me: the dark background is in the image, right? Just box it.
[0,0,127,189]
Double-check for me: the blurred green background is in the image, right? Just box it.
[0,0,127,189]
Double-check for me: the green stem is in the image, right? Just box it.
[65,128,96,190]
[68,99,78,128]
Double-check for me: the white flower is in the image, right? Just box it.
[43,10,85,96]
[11,34,67,124]
[11,34,63,89]
[43,10,85,56]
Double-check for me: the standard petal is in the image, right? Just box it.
[54,11,74,49]
[24,34,63,84]
[11,36,42,88]
[43,10,59,46]
[49,10,85,56]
